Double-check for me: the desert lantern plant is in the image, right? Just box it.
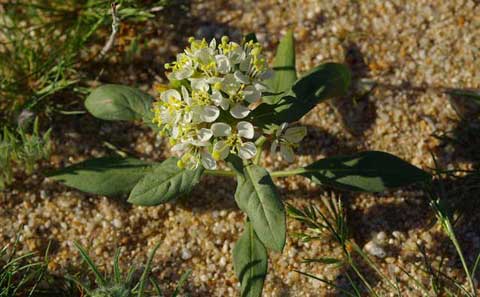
[50,32,431,296]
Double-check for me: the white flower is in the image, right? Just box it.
[155,36,273,169]
[212,121,256,161]
[270,123,307,163]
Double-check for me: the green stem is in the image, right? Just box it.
[254,136,267,165]
[270,168,306,177]
[444,219,477,296]
[204,169,236,177]
[205,167,308,178]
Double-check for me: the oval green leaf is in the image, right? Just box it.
[128,158,204,206]
[85,84,154,122]
[48,157,153,196]
[250,63,351,126]
[264,31,296,104]
[233,221,268,297]
[234,164,286,252]
[302,151,431,192]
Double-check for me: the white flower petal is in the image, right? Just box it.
[238,142,257,160]
[239,56,251,72]
[234,71,250,84]
[209,38,217,49]
[181,86,192,105]
[259,69,274,80]
[173,67,194,80]
[190,78,210,92]
[161,89,181,102]
[213,141,230,160]
[221,74,240,95]
[172,142,187,152]
[237,121,254,139]
[201,151,217,170]
[195,48,214,64]
[228,46,245,64]
[215,54,231,74]
[183,111,193,123]
[284,126,307,143]
[243,85,261,103]
[197,128,213,142]
[270,139,279,156]
[280,144,295,163]
[200,106,220,122]
[230,103,250,119]
[254,82,268,92]
[211,122,232,137]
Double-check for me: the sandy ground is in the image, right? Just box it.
[1,0,480,296]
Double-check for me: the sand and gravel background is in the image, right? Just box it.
[1,1,480,296]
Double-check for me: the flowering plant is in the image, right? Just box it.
[50,32,430,296]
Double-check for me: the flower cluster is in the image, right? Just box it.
[153,36,305,170]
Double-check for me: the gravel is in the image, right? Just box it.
[1,0,480,296]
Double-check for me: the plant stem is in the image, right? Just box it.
[444,219,477,296]
[205,167,308,178]
[254,136,267,165]
[270,168,306,177]
[204,169,236,177]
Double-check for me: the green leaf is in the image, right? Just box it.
[233,221,268,297]
[264,31,296,104]
[48,157,152,196]
[250,63,351,126]
[85,84,154,122]
[302,151,431,192]
[128,158,204,206]
[234,164,286,252]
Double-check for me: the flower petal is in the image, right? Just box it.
[181,86,192,105]
[270,139,279,156]
[238,142,257,160]
[243,85,261,103]
[190,78,210,92]
[201,151,217,170]
[284,126,307,143]
[234,70,250,84]
[211,122,232,137]
[230,103,250,119]
[200,106,220,122]
[161,89,181,102]
[237,121,254,139]
[215,54,231,74]
[213,141,230,160]
[172,142,188,152]
[280,144,295,163]
[197,128,213,142]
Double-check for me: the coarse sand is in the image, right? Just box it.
[1,1,480,296]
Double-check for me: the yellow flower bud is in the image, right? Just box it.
[177,159,185,169]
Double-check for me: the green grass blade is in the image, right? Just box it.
[73,241,106,287]
[137,242,161,297]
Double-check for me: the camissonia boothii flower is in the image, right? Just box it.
[270,123,307,162]
[152,36,272,170]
